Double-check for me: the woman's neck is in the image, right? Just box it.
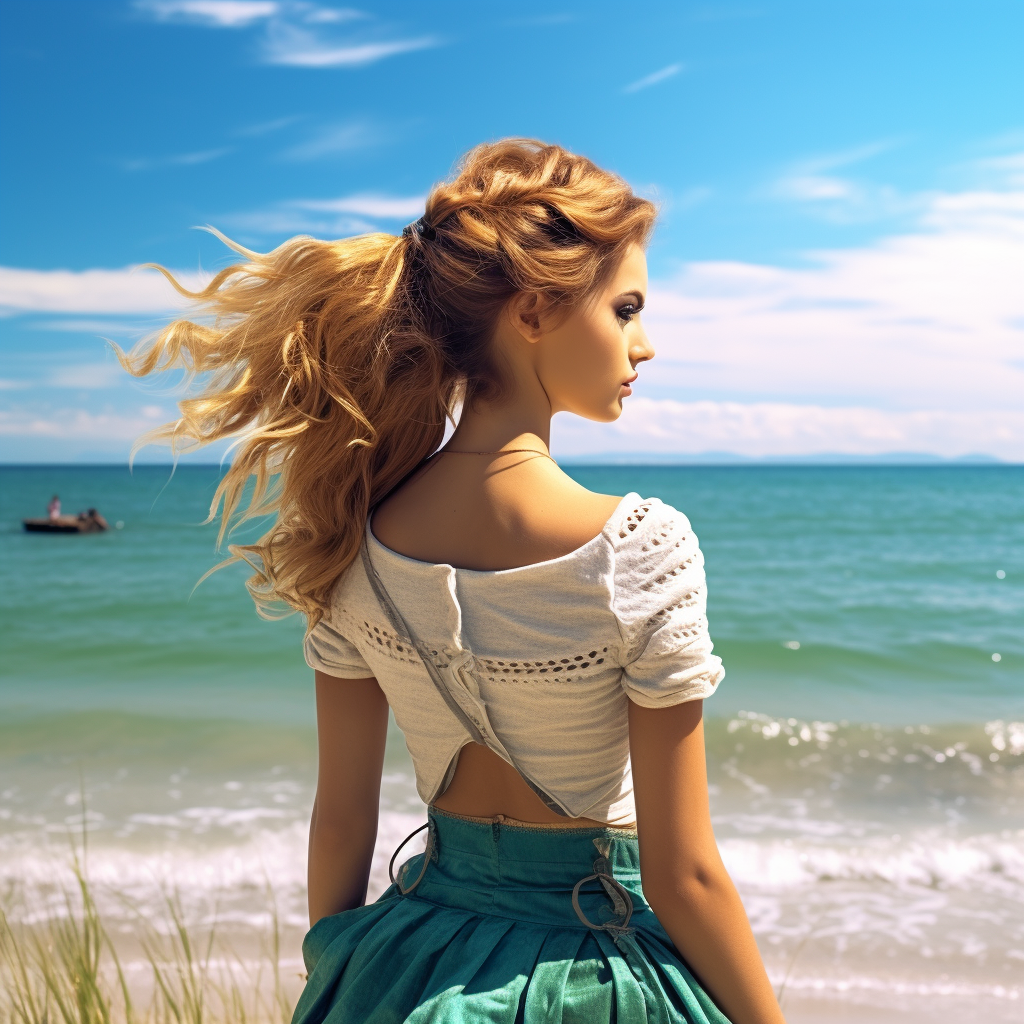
[446,385,553,455]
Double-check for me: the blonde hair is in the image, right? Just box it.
[119,139,656,625]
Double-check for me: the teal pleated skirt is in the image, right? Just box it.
[293,808,731,1023]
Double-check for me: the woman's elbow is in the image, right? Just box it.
[643,859,733,916]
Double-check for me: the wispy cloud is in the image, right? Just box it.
[222,209,376,236]
[295,194,425,218]
[233,115,302,137]
[0,266,205,315]
[138,1,438,69]
[138,1,280,28]
[771,139,912,222]
[48,363,127,389]
[554,400,1024,461]
[624,63,684,94]
[265,29,436,67]
[7,155,1022,461]
[220,192,424,237]
[122,147,232,172]
[554,156,1024,459]
[30,319,155,335]
[644,170,1024,411]
[0,405,169,440]
[279,121,380,160]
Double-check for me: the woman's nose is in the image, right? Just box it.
[631,325,655,366]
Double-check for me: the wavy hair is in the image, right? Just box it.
[119,139,656,625]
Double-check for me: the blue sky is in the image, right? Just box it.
[1,0,1022,462]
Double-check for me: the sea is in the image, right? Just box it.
[1,463,1021,1022]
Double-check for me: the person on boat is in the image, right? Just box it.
[47,494,61,520]
[120,139,785,1024]
[78,508,109,530]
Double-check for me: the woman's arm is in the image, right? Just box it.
[630,698,786,1024]
[308,670,390,926]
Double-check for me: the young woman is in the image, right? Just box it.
[123,139,785,1024]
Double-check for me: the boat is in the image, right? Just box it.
[23,511,109,534]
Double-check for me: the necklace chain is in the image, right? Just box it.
[438,447,553,458]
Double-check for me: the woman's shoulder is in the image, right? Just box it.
[608,495,706,614]
[604,494,695,551]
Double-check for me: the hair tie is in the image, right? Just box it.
[402,216,436,242]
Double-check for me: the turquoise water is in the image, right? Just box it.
[2,464,1022,1019]
[3,464,1018,723]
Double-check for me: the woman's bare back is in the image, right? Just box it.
[371,449,625,824]
[372,451,622,572]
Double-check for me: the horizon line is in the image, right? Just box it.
[1,454,1020,470]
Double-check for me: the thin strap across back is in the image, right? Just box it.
[359,536,570,815]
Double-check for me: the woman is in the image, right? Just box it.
[122,139,785,1023]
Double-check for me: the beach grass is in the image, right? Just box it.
[0,851,298,1024]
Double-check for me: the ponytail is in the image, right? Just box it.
[121,139,655,625]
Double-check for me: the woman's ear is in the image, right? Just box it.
[506,292,547,343]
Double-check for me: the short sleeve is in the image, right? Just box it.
[304,617,374,678]
[612,499,725,709]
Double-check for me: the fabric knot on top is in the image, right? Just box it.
[441,645,482,699]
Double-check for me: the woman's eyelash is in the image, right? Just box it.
[616,303,643,323]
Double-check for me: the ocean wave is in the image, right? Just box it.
[776,972,1022,1001]
[721,832,1024,891]
[715,711,1024,762]
[705,712,1024,815]
[0,811,426,926]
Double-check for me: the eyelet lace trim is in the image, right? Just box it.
[338,608,618,680]
[617,503,652,538]
[469,649,610,683]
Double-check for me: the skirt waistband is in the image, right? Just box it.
[386,807,648,934]
[429,804,638,835]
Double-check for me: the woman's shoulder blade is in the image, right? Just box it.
[372,459,630,570]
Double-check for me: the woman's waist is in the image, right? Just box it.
[387,811,643,925]
[390,807,649,929]
[424,805,640,880]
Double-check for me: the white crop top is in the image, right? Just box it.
[304,493,725,826]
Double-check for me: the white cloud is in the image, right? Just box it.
[642,175,1024,415]
[771,140,913,222]
[303,6,360,23]
[48,364,127,389]
[234,115,302,137]
[138,1,279,28]
[221,192,425,237]
[265,32,436,68]
[279,122,379,160]
[552,399,1024,461]
[221,209,377,237]
[30,319,154,335]
[293,194,425,218]
[139,1,435,69]
[0,266,205,315]
[122,147,233,173]
[4,157,1021,460]
[0,405,169,440]
[624,63,684,94]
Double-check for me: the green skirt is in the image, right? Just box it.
[293,808,731,1023]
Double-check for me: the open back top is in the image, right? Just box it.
[304,493,725,826]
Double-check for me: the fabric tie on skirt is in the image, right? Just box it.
[294,809,731,1024]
